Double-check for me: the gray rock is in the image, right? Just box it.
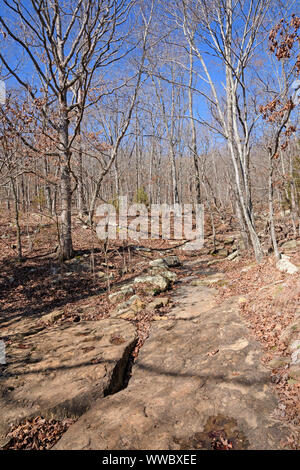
[149,256,181,268]
[109,291,126,304]
[120,285,134,295]
[133,275,171,294]
[227,250,239,261]
[149,258,165,268]
[149,266,177,282]
[97,271,114,280]
[64,261,91,272]
[276,255,299,274]
[162,255,181,267]
[108,292,121,303]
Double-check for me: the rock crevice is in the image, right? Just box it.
[0,318,137,447]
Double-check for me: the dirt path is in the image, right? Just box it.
[55,281,289,450]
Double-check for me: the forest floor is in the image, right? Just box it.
[0,209,300,449]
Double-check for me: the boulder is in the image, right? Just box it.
[149,256,181,268]
[149,258,165,268]
[112,295,144,319]
[108,287,134,305]
[276,255,299,275]
[120,285,135,295]
[133,275,171,294]
[149,266,177,282]
[63,260,90,272]
[162,255,181,267]
[118,311,137,320]
[108,291,126,304]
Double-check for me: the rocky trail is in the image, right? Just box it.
[54,275,289,450]
[1,253,299,450]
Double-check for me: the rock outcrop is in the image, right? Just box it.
[55,283,288,450]
[0,319,137,447]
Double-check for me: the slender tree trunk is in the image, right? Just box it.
[44,156,52,214]
[59,100,73,259]
[268,150,280,259]
[10,176,22,261]
[188,42,201,205]
[77,142,87,216]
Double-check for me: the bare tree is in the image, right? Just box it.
[168,0,275,261]
[0,0,134,259]
[86,1,154,224]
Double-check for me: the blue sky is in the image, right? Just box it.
[1,0,299,146]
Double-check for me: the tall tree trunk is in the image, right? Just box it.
[10,176,22,261]
[188,42,201,205]
[59,100,73,260]
[44,156,52,214]
[224,5,262,261]
[77,142,87,216]
[268,150,280,259]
